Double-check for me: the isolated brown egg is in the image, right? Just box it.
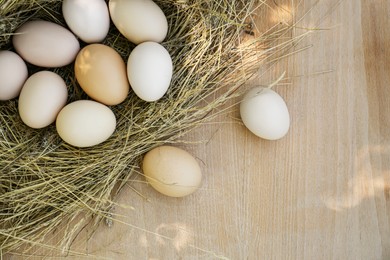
[74,44,129,105]
[142,146,202,197]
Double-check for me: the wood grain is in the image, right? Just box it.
[7,0,390,259]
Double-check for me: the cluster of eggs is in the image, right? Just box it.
[0,0,172,148]
[0,0,203,198]
[0,0,291,198]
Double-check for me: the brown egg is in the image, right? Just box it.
[142,146,202,197]
[74,44,129,105]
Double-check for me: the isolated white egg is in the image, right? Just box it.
[0,51,28,100]
[127,42,172,102]
[56,100,116,148]
[240,87,290,140]
[18,71,68,129]
[62,0,110,43]
[109,0,168,44]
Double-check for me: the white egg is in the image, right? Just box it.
[127,42,172,102]
[62,0,110,43]
[240,87,290,140]
[18,71,68,129]
[109,0,168,44]
[0,51,28,101]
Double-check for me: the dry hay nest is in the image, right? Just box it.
[0,0,295,255]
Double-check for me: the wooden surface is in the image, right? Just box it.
[8,0,390,259]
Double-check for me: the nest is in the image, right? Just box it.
[0,0,296,256]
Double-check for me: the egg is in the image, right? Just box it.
[56,100,116,148]
[13,20,80,68]
[109,0,168,44]
[142,146,202,197]
[240,87,290,140]
[62,0,110,43]
[18,71,68,129]
[127,42,172,102]
[0,51,28,101]
[75,44,129,105]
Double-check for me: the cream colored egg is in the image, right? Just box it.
[56,100,116,148]
[240,87,290,140]
[109,0,168,44]
[75,44,129,105]
[0,51,28,100]
[62,0,110,43]
[18,71,68,129]
[13,20,80,68]
[127,42,172,102]
[142,146,202,197]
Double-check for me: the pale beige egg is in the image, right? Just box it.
[142,146,202,197]
[13,20,80,68]
[56,100,116,148]
[109,0,168,44]
[18,71,68,129]
[75,44,129,105]
[0,51,28,100]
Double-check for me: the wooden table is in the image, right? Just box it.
[8,0,390,259]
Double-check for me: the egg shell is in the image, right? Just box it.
[109,0,168,44]
[142,146,202,197]
[240,87,290,140]
[56,100,116,148]
[18,71,68,129]
[13,20,80,68]
[75,44,129,105]
[0,51,28,100]
[62,0,110,43]
[127,42,172,102]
